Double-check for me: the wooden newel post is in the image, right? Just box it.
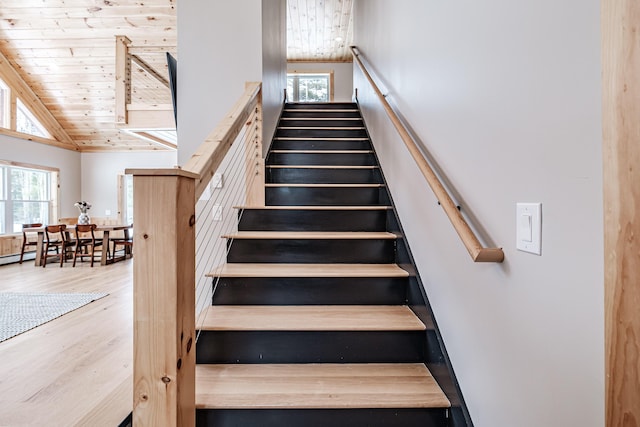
[127,167,198,427]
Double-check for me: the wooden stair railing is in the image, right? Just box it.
[351,46,504,263]
[126,82,263,426]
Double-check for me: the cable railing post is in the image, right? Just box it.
[128,82,264,426]
[127,166,198,427]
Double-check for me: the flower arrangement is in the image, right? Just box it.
[74,201,92,214]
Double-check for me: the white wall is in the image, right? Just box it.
[0,134,81,218]
[287,62,354,102]
[353,1,603,427]
[178,0,286,164]
[80,151,177,220]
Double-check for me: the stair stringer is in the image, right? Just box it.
[363,114,475,427]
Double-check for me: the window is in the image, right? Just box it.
[118,173,134,225]
[0,75,55,140]
[0,163,55,234]
[287,72,333,102]
[16,99,49,138]
[124,174,133,225]
[0,170,5,234]
[0,78,8,129]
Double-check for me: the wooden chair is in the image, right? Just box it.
[73,224,103,267]
[42,224,75,268]
[19,223,42,264]
[111,226,133,261]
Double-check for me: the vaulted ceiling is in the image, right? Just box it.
[0,0,176,152]
[0,0,352,152]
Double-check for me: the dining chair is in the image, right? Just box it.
[43,224,75,268]
[111,226,133,261]
[19,223,43,264]
[73,224,103,267]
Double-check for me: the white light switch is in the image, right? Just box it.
[516,203,542,255]
[519,213,532,242]
[105,209,111,216]
[212,204,223,221]
[212,173,223,189]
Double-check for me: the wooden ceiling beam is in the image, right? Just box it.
[0,49,77,149]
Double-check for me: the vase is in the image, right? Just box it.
[78,213,90,225]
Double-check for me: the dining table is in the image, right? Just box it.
[24,224,133,267]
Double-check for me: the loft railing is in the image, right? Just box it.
[127,82,263,426]
[350,46,504,263]
[115,35,177,150]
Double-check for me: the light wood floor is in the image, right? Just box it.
[0,259,133,427]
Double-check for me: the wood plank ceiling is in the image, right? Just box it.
[287,0,354,62]
[0,0,352,152]
[0,0,176,152]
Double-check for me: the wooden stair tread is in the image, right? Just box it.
[208,263,409,278]
[266,165,379,169]
[265,183,384,188]
[234,205,392,210]
[222,231,397,239]
[280,117,363,121]
[270,149,372,154]
[278,127,365,130]
[283,109,359,113]
[196,363,450,409]
[274,137,369,141]
[199,305,425,331]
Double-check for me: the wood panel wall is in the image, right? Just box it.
[602,0,640,424]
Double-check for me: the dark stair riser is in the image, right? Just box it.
[282,110,362,118]
[276,128,368,138]
[265,187,389,206]
[197,409,447,427]
[267,152,376,166]
[238,209,388,232]
[226,238,395,264]
[213,277,408,305]
[286,103,357,110]
[279,119,364,127]
[271,139,372,150]
[196,330,427,364]
[267,167,383,184]
[197,101,471,427]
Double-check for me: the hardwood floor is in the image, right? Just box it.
[0,259,133,426]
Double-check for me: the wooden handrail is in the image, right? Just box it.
[183,81,262,199]
[350,46,504,263]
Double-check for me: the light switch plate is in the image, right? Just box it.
[212,204,223,221]
[212,173,223,189]
[516,203,542,255]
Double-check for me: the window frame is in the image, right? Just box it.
[0,160,59,235]
[287,69,335,103]
[0,75,57,143]
[0,78,9,130]
[16,98,51,139]
[118,173,134,226]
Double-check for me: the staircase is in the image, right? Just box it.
[195,102,464,426]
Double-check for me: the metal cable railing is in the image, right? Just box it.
[129,82,263,425]
[194,108,261,339]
